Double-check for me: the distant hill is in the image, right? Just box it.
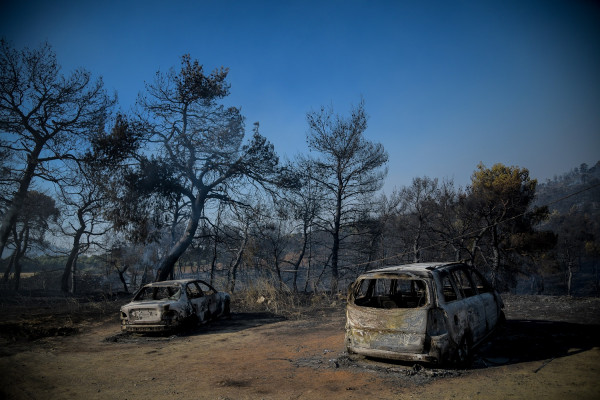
[534,161,600,214]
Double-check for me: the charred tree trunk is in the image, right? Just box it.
[303,229,313,293]
[210,234,218,286]
[62,226,85,293]
[490,224,501,289]
[228,223,248,293]
[412,226,421,263]
[566,247,573,296]
[71,257,77,294]
[157,191,206,282]
[274,254,283,291]
[12,226,29,291]
[330,184,343,294]
[117,265,129,293]
[2,251,15,282]
[0,144,43,258]
[291,223,308,293]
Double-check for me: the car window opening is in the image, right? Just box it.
[353,278,428,309]
[441,275,459,303]
[135,286,182,301]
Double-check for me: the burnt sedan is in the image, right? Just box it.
[120,279,231,333]
[345,262,504,366]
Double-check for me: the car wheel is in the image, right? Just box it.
[498,310,506,326]
[224,299,231,319]
[188,313,200,327]
[454,335,473,368]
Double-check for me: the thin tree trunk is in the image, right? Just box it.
[70,258,77,294]
[412,216,422,263]
[2,251,16,282]
[117,265,129,293]
[567,257,573,296]
[13,227,29,291]
[210,234,218,286]
[13,254,22,291]
[228,224,248,293]
[491,225,500,288]
[303,228,313,293]
[62,228,84,292]
[291,224,308,292]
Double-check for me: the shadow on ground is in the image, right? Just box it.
[341,318,600,374]
[474,319,600,368]
[104,311,286,343]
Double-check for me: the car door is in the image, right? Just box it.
[196,281,220,318]
[437,271,467,346]
[451,267,487,344]
[469,269,501,331]
[186,282,209,322]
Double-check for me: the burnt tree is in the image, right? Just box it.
[306,100,388,293]
[111,56,295,281]
[0,40,114,258]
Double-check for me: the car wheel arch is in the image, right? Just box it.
[452,331,474,367]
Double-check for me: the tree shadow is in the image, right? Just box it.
[106,311,286,342]
[473,319,600,368]
[183,312,286,336]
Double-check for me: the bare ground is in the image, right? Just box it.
[0,294,599,400]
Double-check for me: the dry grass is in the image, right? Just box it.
[231,278,344,319]
[0,290,130,342]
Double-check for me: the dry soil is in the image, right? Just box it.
[0,294,599,400]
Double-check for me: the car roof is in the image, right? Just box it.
[358,262,465,278]
[142,278,205,287]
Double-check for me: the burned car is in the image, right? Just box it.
[345,262,504,366]
[120,279,231,333]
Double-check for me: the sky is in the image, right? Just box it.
[1,0,599,192]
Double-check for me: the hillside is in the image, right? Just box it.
[534,160,600,214]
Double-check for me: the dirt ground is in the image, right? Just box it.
[0,294,599,400]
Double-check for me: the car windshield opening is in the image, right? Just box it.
[353,277,428,309]
[134,286,182,301]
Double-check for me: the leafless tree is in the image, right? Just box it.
[0,40,114,258]
[283,159,321,292]
[398,177,440,262]
[306,100,388,293]
[57,181,109,293]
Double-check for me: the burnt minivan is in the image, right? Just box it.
[345,262,504,366]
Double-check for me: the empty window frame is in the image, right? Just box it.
[353,277,428,309]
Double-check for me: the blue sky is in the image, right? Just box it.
[1,0,599,192]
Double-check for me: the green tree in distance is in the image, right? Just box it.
[467,162,552,288]
[2,191,59,290]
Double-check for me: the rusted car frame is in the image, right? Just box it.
[345,262,504,366]
[120,279,231,333]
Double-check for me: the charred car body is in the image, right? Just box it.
[120,279,231,333]
[345,262,504,366]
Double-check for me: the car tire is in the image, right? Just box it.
[224,299,231,319]
[189,313,200,327]
[498,310,506,326]
[454,335,473,368]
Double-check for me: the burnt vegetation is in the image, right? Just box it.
[1,39,599,314]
